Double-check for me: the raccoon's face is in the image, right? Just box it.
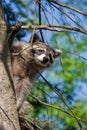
[29,44,61,67]
[29,34,62,68]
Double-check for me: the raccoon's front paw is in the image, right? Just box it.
[12,22,22,33]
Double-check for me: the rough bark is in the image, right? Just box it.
[0,2,20,130]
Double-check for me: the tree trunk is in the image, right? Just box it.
[0,2,20,130]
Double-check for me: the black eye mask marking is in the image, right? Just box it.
[31,49,36,54]
[49,53,53,63]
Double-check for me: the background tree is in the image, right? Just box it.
[1,0,87,130]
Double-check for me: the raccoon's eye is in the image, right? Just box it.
[31,49,36,54]
[37,49,45,52]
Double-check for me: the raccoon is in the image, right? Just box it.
[9,24,62,110]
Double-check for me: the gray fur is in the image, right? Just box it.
[10,34,62,110]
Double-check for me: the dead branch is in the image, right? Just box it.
[10,24,87,34]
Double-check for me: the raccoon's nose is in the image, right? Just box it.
[43,57,49,64]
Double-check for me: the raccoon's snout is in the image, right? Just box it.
[42,57,49,64]
[42,54,53,64]
[36,54,49,64]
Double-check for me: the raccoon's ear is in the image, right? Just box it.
[29,33,41,44]
[53,49,62,58]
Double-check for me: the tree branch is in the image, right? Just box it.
[30,94,87,124]
[10,24,87,34]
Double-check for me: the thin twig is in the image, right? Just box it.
[47,0,87,17]
[38,0,45,42]
[61,48,87,61]
[39,73,82,129]
[20,115,43,130]
[30,93,87,124]
[50,2,83,29]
